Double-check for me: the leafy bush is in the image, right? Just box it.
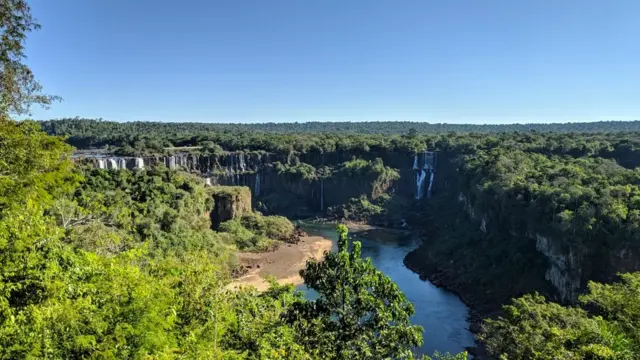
[481,273,640,359]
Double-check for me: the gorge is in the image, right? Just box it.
[71,144,616,316]
[47,119,640,357]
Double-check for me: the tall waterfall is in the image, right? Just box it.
[239,153,246,172]
[135,157,144,169]
[167,156,176,169]
[118,158,127,170]
[415,151,437,199]
[415,170,427,200]
[97,159,106,169]
[254,173,261,197]
[108,158,117,170]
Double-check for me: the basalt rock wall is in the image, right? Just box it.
[75,150,437,216]
[209,186,252,230]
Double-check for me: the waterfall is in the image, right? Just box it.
[135,157,144,169]
[427,171,435,198]
[204,178,212,187]
[415,170,427,200]
[118,158,127,170]
[254,173,261,197]
[412,155,419,170]
[193,156,199,171]
[97,159,106,169]
[108,158,117,170]
[239,153,246,172]
[166,156,176,169]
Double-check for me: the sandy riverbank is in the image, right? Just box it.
[226,235,333,291]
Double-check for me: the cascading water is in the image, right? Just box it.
[108,158,117,170]
[239,153,246,172]
[427,171,435,198]
[415,151,437,199]
[167,156,176,169]
[118,158,127,170]
[204,178,212,186]
[415,170,427,200]
[192,156,199,172]
[97,159,106,169]
[135,157,144,169]
[228,154,235,175]
[254,173,261,197]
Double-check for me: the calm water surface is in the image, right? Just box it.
[297,222,475,357]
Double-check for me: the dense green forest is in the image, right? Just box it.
[42,118,640,138]
[5,1,640,359]
[2,118,469,359]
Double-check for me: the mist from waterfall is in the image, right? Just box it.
[415,170,427,200]
[427,171,434,198]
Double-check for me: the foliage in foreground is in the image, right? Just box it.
[1,118,467,359]
[480,272,640,359]
[284,224,423,359]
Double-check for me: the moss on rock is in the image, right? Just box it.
[209,186,252,229]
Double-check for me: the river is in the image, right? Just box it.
[297,222,475,357]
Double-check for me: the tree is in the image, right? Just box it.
[1,0,60,116]
[480,287,639,360]
[284,224,423,360]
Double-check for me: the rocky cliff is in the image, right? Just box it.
[74,150,438,218]
[209,186,252,229]
[404,151,640,318]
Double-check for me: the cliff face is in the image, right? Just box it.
[209,186,252,229]
[76,151,422,217]
[405,152,640,314]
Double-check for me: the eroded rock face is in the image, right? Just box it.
[534,233,582,302]
[210,186,252,229]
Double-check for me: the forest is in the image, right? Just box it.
[3,1,640,359]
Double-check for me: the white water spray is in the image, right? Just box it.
[254,173,261,196]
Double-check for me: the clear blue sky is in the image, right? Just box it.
[25,0,640,123]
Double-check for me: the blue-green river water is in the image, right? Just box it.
[296,222,474,357]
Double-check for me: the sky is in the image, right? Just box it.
[24,0,640,124]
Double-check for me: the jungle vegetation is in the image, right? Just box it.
[4,1,640,358]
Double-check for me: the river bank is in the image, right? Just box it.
[226,234,332,291]
[403,248,498,359]
[302,223,476,356]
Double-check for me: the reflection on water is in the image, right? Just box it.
[297,223,475,356]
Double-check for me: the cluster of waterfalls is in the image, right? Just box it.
[76,149,438,211]
[79,152,265,175]
[95,157,145,170]
[413,151,437,200]
[76,152,269,200]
